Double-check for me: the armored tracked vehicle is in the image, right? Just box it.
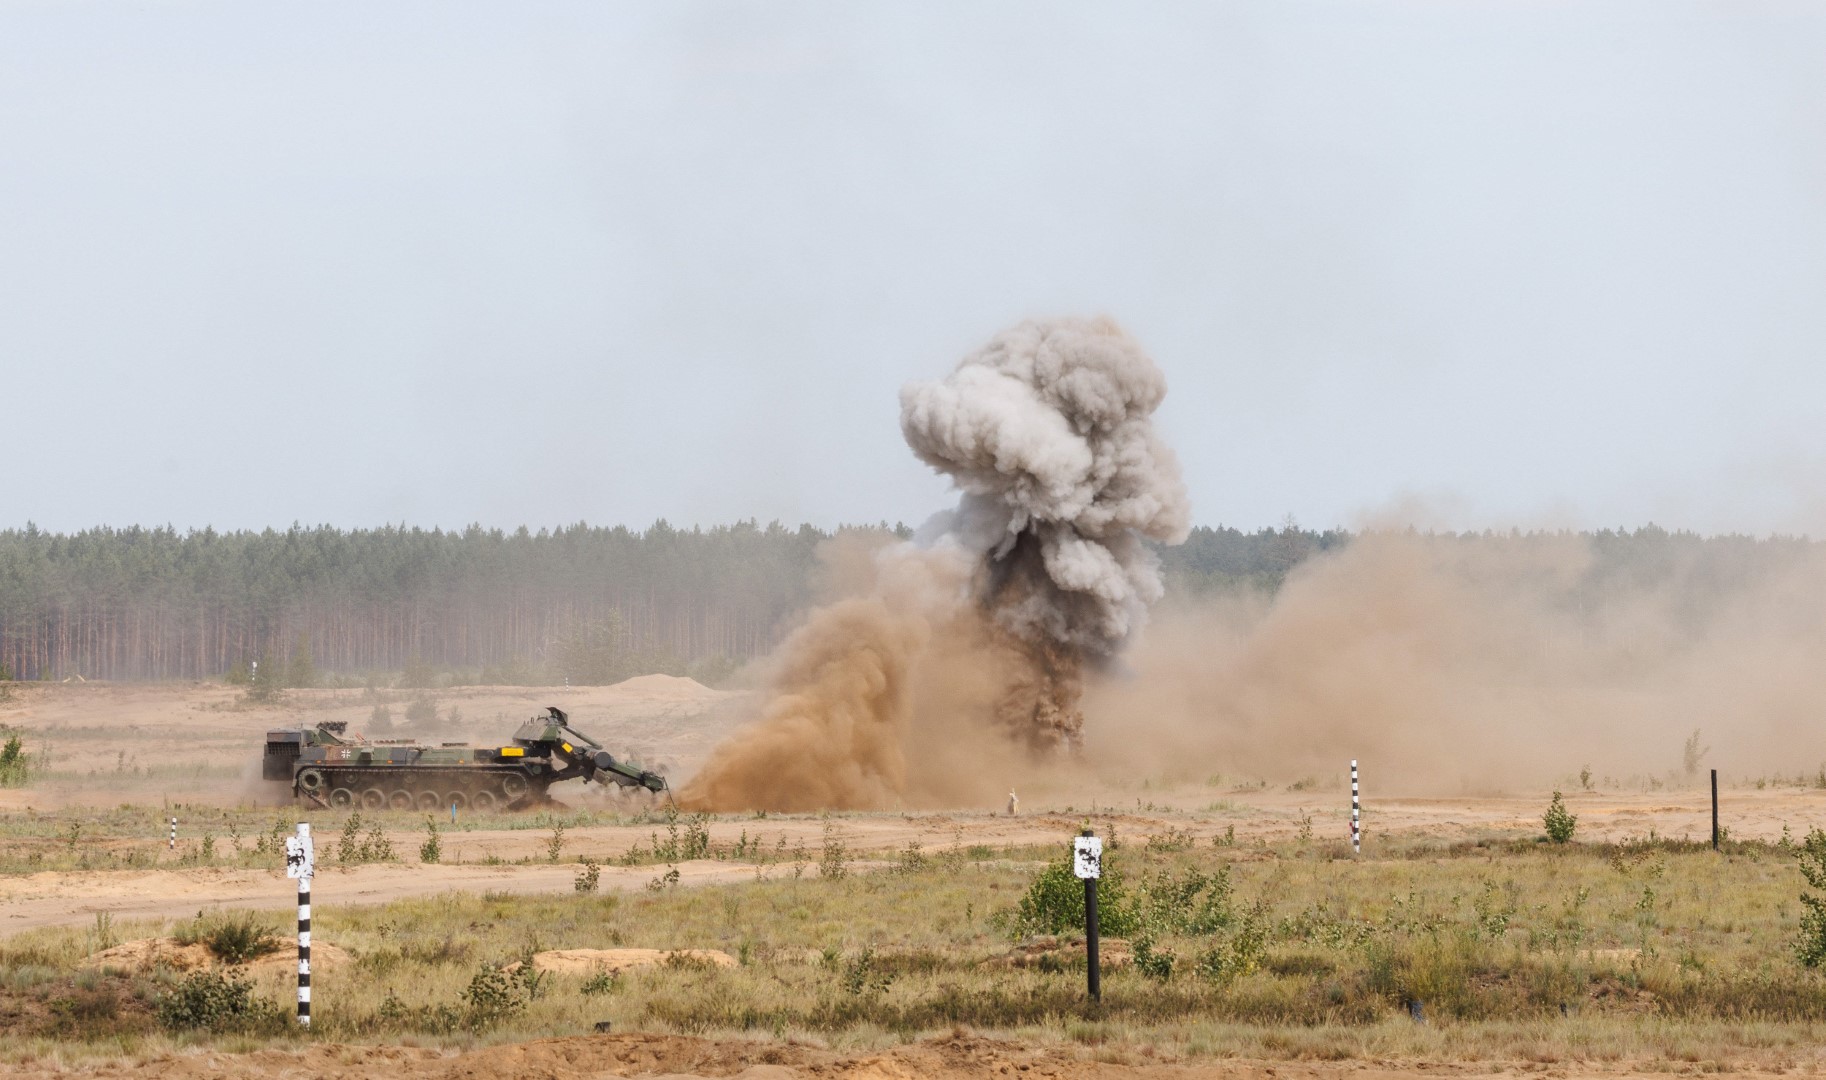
[262,706,668,811]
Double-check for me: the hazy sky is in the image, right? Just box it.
[4,2,1823,536]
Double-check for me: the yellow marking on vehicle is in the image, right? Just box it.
[499,747,525,757]
[561,742,573,754]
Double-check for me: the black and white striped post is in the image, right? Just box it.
[1350,760,1360,855]
[285,823,315,1028]
[168,816,177,853]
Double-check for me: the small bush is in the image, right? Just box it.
[575,858,601,893]
[1002,852,1138,939]
[819,821,849,881]
[461,963,530,1027]
[839,946,894,996]
[1193,902,1269,985]
[338,812,395,864]
[154,970,284,1033]
[1544,790,1577,843]
[201,915,282,964]
[419,818,442,864]
[1132,929,1176,980]
[0,732,32,787]
[1796,827,1826,967]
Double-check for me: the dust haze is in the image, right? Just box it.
[1091,529,1826,793]
[682,318,1826,811]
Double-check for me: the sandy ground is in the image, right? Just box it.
[0,1031,1813,1080]
[8,683,1826,1076]
[6,682,1826,939]
[0,675,745,812]
[8,781,1824,938]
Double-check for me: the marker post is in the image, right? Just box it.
[1711,769,1720,851]
[285,823,315,1027]
[1073,829,1103,1002]
[1351,760,1360,855]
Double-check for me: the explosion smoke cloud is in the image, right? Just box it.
[680,317,1188,810]
[901,316,1191,749]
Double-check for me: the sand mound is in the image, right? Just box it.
[605,674,726,702]
[83,936,351,974]
[509,948,736,975]
[83,937,214,972]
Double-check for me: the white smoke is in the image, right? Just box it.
[900,315,1191,656]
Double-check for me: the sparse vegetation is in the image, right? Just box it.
[1795,827,1826,967]
[1544,790,1578,843]
[337,812,395,865]
[419,817,442,864]
[6,822,1826,1060]
[0,731,31,787]
[154,970,285,1033]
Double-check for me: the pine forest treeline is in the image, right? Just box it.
[0,521,836,683]
[0,520,1816,683]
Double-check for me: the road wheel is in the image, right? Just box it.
[416,791,441,811]
[360,788,386,811]
[501,774,529,800]
[471,790,497,812]
[297,769,326,797]
[388,790,413,810]
[329,788,355,809]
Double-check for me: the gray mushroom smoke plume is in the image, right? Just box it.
[680,317,1187,811]
[900,316,1192,750]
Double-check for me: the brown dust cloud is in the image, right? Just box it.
[681,318,1826,811]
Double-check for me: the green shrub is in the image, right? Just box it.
[1132,929,1176,980]
[154,970,284,1032]
[419,818,442,864]
[1544,790,1577,843]
[1193,901,1269,985]
[1796,827,1826,967]
[839,946,894,996]
[818,821,848,880]
[203,915,281,964]
[338,812,395,864]
[0,732,30,787]
[461,962,531,1027]
[1002,851,1138,939]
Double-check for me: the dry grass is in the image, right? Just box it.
[6,825,1826,1065]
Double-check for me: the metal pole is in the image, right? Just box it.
[1351,759,1360,855]
[1084,870,1100,1001]
[297,823,312,1028]
[169,816,176,853]
[1711,768,1719,851]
